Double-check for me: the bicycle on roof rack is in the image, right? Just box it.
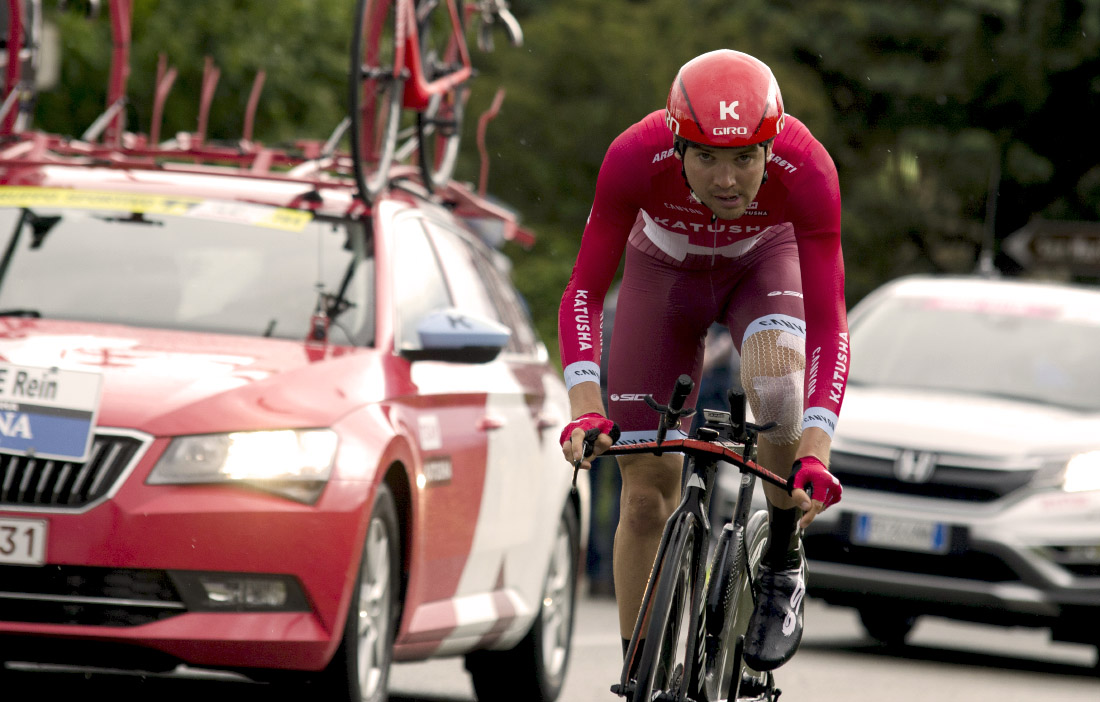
[1,0,525,226]
[348,0,522,200]
[580,374,795,702]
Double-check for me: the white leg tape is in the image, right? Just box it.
[741,326,806,446]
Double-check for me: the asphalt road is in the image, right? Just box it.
[388,594,1100,702]
[3,594,1098,701]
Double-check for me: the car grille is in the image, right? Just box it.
[805,532,1021,583]
[0,564,186,626]
[0,434,144,509]
[828,449,1035,502]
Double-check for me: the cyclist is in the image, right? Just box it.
[558,49,847,673]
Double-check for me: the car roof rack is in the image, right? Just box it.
[0,0,533,248]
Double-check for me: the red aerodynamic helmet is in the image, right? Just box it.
[666,50,785,148]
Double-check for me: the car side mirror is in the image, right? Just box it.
[399,308,511,364]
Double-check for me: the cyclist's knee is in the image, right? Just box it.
[617,455,680,537]
[619,485,673,537]
[741,327,806,446]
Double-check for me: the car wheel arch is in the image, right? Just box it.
[381,461,413,628]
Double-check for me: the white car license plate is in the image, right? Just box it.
[0,517,48,565]
[852,513,949,553]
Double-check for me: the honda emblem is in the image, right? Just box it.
[894,449,937,483]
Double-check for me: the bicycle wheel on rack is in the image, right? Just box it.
[706,509,773,702]
[349,0,404,200]
[413,0,466,190]
[632,513,701,702]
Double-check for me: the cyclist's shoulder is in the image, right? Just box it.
[769,115,839,193]
[772,116,835,171]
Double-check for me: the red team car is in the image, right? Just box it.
[0,5,584,702]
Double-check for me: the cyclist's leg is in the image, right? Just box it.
[723,224,806,504]
[724,224,809,671]
[606,246,719,642]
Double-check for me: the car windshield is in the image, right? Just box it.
[0,201,373,344]
[848,290,1100,412]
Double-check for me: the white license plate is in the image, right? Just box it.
[0,517,48,565]
[852,513,949,553]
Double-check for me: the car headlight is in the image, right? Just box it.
[1063,450,1100,493]
[148,429,338,503]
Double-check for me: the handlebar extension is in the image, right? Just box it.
[650,374,694,451]
[728,388,746,438]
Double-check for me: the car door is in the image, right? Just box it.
[391,204,561,649]
[387,208,498,651]
[447,228,576,644]
[416,217,559,644]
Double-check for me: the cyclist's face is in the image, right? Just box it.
[680,143,770,220]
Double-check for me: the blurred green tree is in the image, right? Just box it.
[36,0,353,145]
[766,0,1100,293]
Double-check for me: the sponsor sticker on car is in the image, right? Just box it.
[852,513,950,553]
[0,362,103,461]
[0,187,314,231]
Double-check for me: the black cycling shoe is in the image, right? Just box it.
[743,546,807,671]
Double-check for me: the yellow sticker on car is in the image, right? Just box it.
[0,186,313,231]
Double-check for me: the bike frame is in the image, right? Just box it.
[393,0,471,111]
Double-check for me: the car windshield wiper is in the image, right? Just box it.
[0,309,41,317]
[92,213,164,226]
[0,209,63,296]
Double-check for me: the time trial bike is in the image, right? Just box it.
[592,374,797,702]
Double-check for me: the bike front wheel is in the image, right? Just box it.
[350,0,404,200]
[704,509,771,702]
[632,512,701,702]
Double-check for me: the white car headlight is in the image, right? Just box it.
[1063,450,1100,493]
[148,429,338,503]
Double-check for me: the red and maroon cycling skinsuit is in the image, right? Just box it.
[559,110,849,442]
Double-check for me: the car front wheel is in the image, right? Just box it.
[315,482,401,702]
[465,504,579,702]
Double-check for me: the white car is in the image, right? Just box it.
[803,274,1100,661]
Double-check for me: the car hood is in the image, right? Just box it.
[835,385,1100,460]
[0,320,395,435]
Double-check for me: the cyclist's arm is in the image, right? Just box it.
[786,135,847,437]
[558,121,652,391]
[558,125,649,467]
[786,140,847,525]
[568,381,606,419]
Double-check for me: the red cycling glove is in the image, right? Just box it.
[790,456,843,509]
[559,412,620,452]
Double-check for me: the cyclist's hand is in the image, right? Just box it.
[560,413,620,470]
[790,455,842,529]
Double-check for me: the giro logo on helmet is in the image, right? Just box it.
[719,100,740,120]
[713,126,749,136]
